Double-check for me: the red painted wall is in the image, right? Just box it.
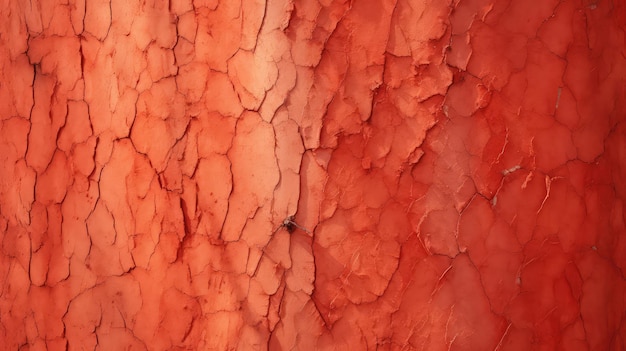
[1,0,625,350]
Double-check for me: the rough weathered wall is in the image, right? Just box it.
[0,0,625,350]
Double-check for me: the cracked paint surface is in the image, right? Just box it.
[0,0,625,350]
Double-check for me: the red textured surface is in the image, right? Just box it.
[1,0,625,350]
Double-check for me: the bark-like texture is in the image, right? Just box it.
[0,0,625,350]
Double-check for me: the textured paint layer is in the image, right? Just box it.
[0,0,625,350]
